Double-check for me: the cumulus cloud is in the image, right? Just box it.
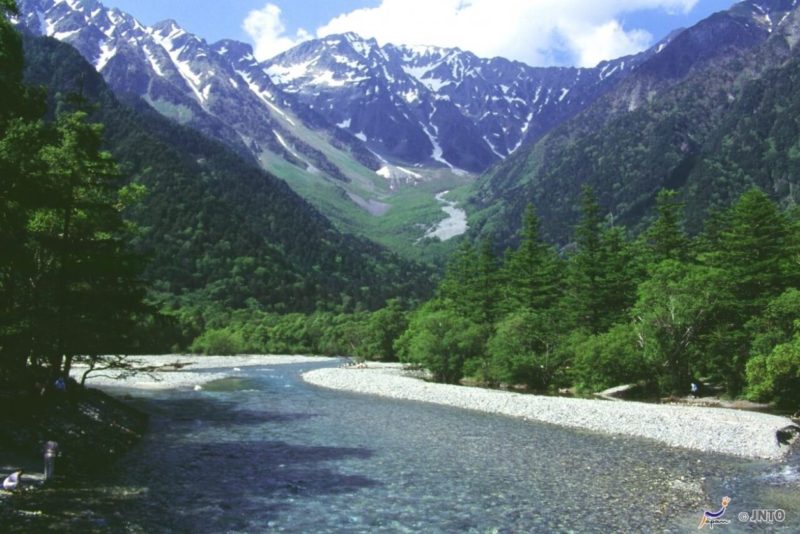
[243,3,311,61]
[315,0,699,67]
[567,20,653,67]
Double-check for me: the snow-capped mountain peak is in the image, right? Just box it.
[17,0,783,174]
[261,33,650,171]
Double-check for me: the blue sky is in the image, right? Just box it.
[101,0,737,66]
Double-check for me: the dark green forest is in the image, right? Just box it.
[188,186,800,411]
[19,34,437,348]
[1,0,146,381]
[394,188,800,410]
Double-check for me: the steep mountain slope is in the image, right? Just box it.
[471,0,800,246]
[21,34,435,312]
[13,0,470,258]
[265,33,660,172]
[14,0,368,173]
[10,0,678,258]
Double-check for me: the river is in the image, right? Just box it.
[424,191,468,241]
[9,361,799,532]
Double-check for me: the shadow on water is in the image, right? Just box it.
[140,396,321,427]
[113,440,379,533]
[117,393,379,532]
[3,393,379,533]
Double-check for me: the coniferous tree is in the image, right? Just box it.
[702,188,799,395]
[438,241,478,314]
[598,225,638,329]
[438,238,498,326]
[500,204,562,315]
[0,16,149,379]
[27,110,148,377]
[566,186,607,334]
[713,188,797,312]
[474,237,499,325]
[646,189,688,264]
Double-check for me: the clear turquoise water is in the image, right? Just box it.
[80,362,800,532]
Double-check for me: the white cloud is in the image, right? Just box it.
[568,20,653,67]
[243,3,311,61]
[314,0,699,67]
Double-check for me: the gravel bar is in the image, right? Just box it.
[303,365,796,460]
[73,355,331,390]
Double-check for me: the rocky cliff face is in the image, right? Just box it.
[264,32,659,172]
[14,0,376,181]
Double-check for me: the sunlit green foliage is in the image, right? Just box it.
[397,187,800,409]
[746,323,800,410]
[395,304,486,384]
[487,310,565,390]
[572,323,645,392]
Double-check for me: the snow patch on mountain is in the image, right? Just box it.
[95,41,116,71]
[265,60,315,85]
[144,45,165,76]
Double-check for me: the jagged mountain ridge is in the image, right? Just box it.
[13,0,798,256]
[14,0,379,181]
[264,33,665,172]
[14,0,666,177]
[7,0,674,258]
[470,0,800,246]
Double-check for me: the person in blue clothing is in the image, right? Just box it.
[54,376,66,392]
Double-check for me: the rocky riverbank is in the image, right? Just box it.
[303,364,797,460]
[1,372,147,528]
[1,355,331,529]
[0,378,147,476]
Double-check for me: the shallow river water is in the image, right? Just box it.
[13,361,800,532]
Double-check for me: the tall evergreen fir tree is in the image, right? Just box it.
[598,225,638,328]
[646,189,688,264]
[438,241,478,314]
[500,204,562,315]
[701,188,800,395]
[713,188,797,312]
[438,238,498,326]
[474,237,499,325]
[21,110,147,376]
[1,3,148,376]
[566,186,606,333]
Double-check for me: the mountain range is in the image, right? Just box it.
[8,0,665,256]
[13,0,659,173]
[10,0,800,257]
[471,0,800,245]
